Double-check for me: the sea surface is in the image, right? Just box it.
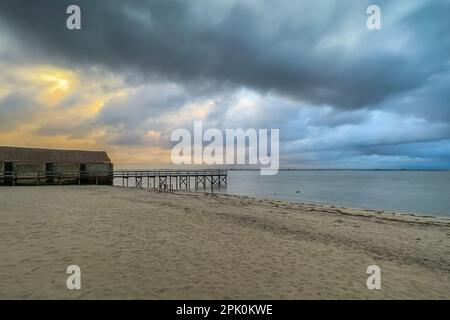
[221,170,450,217]
[114,170,450,217]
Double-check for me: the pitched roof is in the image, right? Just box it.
[0,146,111,164]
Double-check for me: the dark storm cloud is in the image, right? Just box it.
[1,0,449,109]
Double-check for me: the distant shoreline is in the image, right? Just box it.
[115,167,450,172]
[227,168,450,172]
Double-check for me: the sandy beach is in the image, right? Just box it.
[0,185,449,299]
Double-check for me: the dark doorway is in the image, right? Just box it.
[3,162,13,186]
[46,163,54,183]
[4,162,13,172]
[80,164,88,184]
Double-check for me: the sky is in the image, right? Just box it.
[0,0,449,169]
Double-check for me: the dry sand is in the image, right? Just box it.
[0,185,449,299]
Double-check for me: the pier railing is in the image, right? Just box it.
[113,169,227,192]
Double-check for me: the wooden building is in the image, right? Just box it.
[0,146,113,186]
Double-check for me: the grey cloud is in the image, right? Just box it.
[0,93,40,131]
[360,140,450,160]
[380,70,450,122]
[33,121,95,138]
[96,83,192,126]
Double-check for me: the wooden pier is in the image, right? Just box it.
[113,169,227,192]
[0,169,227,192]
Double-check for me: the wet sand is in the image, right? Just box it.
[0,186,449,299]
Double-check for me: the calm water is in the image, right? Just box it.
[219,171,450,217]
[114,170,450,217]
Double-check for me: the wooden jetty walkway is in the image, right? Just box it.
[0,169,227,192]
[114,169,227,192]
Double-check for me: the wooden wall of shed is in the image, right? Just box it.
[0,162,113,186]
[53,164,80,184]
[53,164,80,173]
[13,163,45,185]
[85,163,111,172]
[13,163,45,174]
[85,163,113,185]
